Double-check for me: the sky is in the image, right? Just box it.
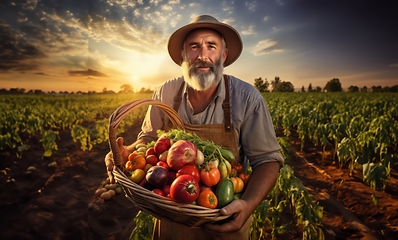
[0,0,397,93]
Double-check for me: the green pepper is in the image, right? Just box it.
[215,178,234,208]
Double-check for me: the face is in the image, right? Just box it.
[181,28,228,91]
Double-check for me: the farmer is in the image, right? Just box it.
[105,15,284,240]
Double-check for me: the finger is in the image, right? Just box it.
[220,200,240,216]
[107,171,115,184]
[116,137,124,147]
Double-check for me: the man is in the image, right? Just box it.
[105,15,284,240]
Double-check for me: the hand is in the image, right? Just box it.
[203,199,252,238]
[104,137,130,183]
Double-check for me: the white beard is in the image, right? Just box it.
[181,58,224,91]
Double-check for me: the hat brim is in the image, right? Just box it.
[168,22,243,67]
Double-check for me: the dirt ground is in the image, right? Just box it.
[0,123,397,240]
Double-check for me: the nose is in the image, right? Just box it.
[197,47,208,61]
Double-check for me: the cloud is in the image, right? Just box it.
[245,1,256,11]
[68,69,108,77]
[263,16,269,22]
[389,63,398,67]
[241,25,256,35]
[0,23,46,71]
[34,72,48,75]
[252,39,284,55]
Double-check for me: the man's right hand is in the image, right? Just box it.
[104,137,130,183]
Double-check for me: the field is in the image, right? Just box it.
[0,92,397,240]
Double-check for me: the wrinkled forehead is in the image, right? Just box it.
[184,28,223,44]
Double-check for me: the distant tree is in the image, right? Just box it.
[360,86,368,92]
[138,87,153,93]
[347,85,359,92]
[315,86,322,92]
[301,86,305,92]
[371,86,382,92]
[382,86,390,92]
[324,78,342,92]
[390,85,398,92]
[271,76,281,92]
[120,84,134,93]
[254,77,270,92]
[274,81,295,92]
[308,83,313,92]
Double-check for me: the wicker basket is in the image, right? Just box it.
[108,98,230,227]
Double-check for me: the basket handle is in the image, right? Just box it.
[108,98,184,167]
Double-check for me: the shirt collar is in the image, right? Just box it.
[181,76,226,102]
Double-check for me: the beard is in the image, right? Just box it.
[181,56,224,91]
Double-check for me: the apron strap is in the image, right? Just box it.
[173,75,232,131]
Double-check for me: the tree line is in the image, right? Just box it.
[0,84,153,95]
[1,78,397,95]
[254,77,398,93]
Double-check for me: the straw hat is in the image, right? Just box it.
[167,15,243,67]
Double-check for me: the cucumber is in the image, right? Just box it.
[215,178,235,208]
[220,148,235,162]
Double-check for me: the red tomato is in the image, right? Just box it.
[162,184,171,196]
[167,171,176,184]
[197,189,218,209]
[152,189,165,197]
[238,173,251,186]
[200,164,220,187]
[170,175,200,204]
[154,141,168,155]
[156,161,169,170]
[176,165,200,183]
[146,147,157,157]
[157,135,172,148]
[146,154,159,165]
[232,161,243,174]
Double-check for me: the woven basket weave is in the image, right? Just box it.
[108,98,229,227]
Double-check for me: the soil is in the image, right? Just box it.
[0,121,397,240]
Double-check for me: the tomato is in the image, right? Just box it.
[170,175,200,204]
[197,189,218,209]
[129,169,145,184]
[229,177,244,193]
[167,171,176,184]
[152,189,165,197]
[156,161,169,170]
[200,164,220,187]
[157,135,172,148]
[162,184,171,196]
[130,155,146,170]
[238,173,251,186]
[146,154,159,165]
[154,141,168,155]
[176,165,200,183]
[145,147,157,157]
[231,161,243,174]
[215,178,234,208]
